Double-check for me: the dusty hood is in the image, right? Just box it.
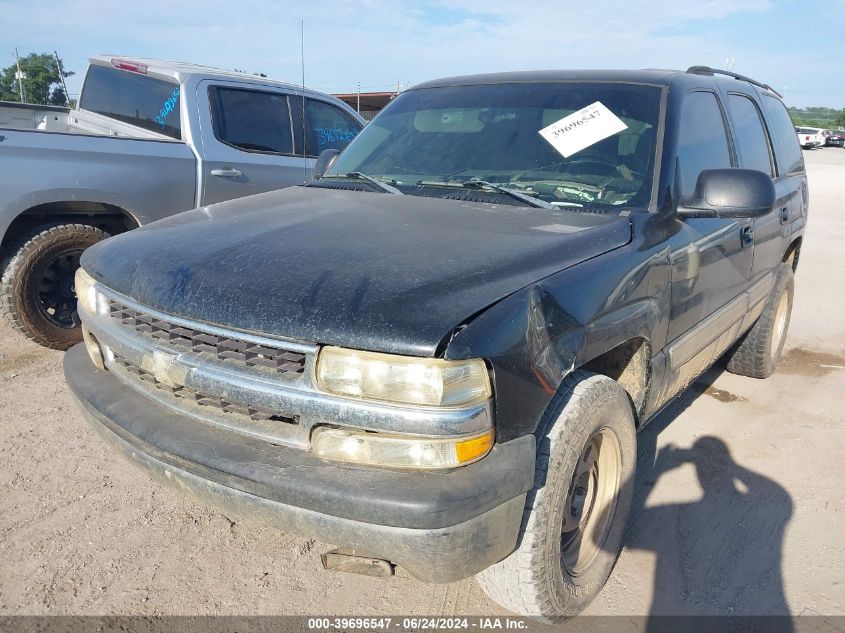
[82,186,631,356]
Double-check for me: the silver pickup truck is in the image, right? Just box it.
[0,56,364,349]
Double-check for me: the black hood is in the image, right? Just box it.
[82,187,631,356]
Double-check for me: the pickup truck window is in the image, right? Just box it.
[79,64,182,139]
[209,87,294,154]
[764,96,805,175]
[728,94,774,177]
[325,82,661,209]
[676,91,732,200]
[292,98,362,156]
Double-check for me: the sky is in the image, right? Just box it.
[2,0,843,107]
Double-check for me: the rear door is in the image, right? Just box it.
[195,80,309,205]
[724,92,784,287]
[760,94,807,261]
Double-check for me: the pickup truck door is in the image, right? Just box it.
[194,80,312,206]
[665,90,754,374]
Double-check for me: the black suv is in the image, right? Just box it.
[67,66,807,621]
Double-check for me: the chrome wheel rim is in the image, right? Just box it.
[561,428,622,576]
[771,292,789,363]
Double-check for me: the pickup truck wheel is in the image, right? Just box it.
[725,262,794,379]
[475,371,636,622]
[1,224,109,350]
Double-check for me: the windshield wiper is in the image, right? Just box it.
[462,180,554,209]
[345,172,404,195]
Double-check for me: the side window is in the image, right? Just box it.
[762,95,804,176]
[209,87,294,154]
[727,94,773,176]
[294,98,361,156]
[677,91,733,200]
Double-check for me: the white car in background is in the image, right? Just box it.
[796,126,825,149]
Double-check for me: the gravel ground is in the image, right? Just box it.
[0,149,843,618]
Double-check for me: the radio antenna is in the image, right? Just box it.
[301,19,307,184]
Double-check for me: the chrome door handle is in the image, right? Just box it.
[740,225,754,247]
[210,168,243,178]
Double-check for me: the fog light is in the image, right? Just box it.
[311,427,494,469]
[81,325,105,370]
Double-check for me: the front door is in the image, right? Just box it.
[665,90,753,369]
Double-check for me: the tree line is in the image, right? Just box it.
[788,106,845,129]
[1,52,74,106]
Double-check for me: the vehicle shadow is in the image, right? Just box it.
[625,364,794,629]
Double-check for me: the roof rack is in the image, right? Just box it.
[686,66,783,98]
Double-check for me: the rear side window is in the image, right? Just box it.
[80,64,182,139]
[676,91,733,200]
[763,96,805,175]
[727,94,773,176]
[293,98,361,156]
[209,87,294,154]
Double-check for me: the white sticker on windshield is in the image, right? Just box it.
[538,102,628,158]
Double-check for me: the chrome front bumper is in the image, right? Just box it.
[65,344,534,582]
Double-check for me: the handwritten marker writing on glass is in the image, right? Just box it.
[538,101,628,158]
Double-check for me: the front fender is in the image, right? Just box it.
[445,215,673,442]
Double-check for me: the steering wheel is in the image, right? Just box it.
[563,150,621,177]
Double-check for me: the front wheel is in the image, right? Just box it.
[1,224,109,350]
[476,372,636,622]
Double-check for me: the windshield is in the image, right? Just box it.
[325,82,662,209]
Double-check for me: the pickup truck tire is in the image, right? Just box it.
[475,371,636,622]
[725,263,794,379]
[1,223,110,350]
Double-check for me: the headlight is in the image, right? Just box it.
[312,426,494,469]
[74,267,98,315]
[316,346,492,407]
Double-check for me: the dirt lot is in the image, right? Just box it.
[1,149,843,619]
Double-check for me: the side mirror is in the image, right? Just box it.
[312,148,340,181]
[678,168,775,219]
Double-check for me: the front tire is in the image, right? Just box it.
[1,224,109,350]
[476,371,636,622]
[725,262,794,379]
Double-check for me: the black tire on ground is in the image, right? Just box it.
[1,224,110,350]
[475,371,637,622]
[725,262,794,379]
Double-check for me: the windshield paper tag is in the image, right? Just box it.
[538,102,628,158]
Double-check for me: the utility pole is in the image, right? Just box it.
[14,48,27,102]
[356,81,360,114]
[54,50,70,106]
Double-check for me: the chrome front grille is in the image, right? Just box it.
[84,286,491,446]
[113,355,298,425]
[108,299,306,378]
